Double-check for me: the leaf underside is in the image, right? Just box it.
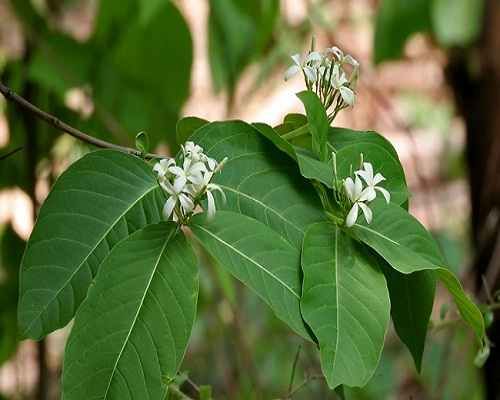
[62,223,198,400]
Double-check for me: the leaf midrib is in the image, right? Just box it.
[193,224,300,299]
[102,227,176,399]
[22,185,158,337]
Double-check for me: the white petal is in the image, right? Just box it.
[373,172,385,185]
[206,157,217,171]
[208,184,226,203]
[355,169,371,185]
[206,191,216,219]
[303,66,317,83]
[284,65,300,81]
[179,193,194,214]
[345,203,359,227]
[160,180,175,195]
[306,51,322,64]
[291,53,302,66]
[162,196,176,220]
[169,166,184,176]
[189,161,207,175]
[375,187,391,204]
[326,46,343,60]
[354,175,363,199]
[358,186,376,202]
[343,177,355,201]
[363,162,374,178]
[339,86,355,106]
[187,173,204,185]
[343,54,359,67]
[358,202,373,224]
[173,175,187,193]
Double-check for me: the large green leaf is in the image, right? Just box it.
[382,267,435,371]
[374,0,432,64]
[62,223,198,400]
[297,91,329,161]
[191,211,312,341]
[301,222,390,388]
[19,150,164,340]
[189,121,325,249]
[348,203,485,345]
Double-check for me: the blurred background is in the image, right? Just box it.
[0,0,498,399]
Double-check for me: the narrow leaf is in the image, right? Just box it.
[301,222,390,388]
[62,223,198,400]
[297,91,329,161]
[382,267,436,371]
[19,150,163,339]
[191,211,312,341]
[176,116,209,145]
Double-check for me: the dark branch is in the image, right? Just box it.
[0,81,164,159]
[0,146,23,160]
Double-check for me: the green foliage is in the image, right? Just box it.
[19,150,164,340]
[176,116,209,146]
[17,100,485,396]
[374,0,432,64]
[191,211,312,340]
[374,0,485,63]
[432,0,484,47]
[135,131,150,154]
[301,222,390,388]
[297,91,329,161]
[62,223,198,399]
[208,0,279,95]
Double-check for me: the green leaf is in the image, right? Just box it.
[191,211,312,341]
[301,222,390,388]
[297,91,329,161]
[19,150,164,340]
[252,122,296,160]
[374,0,432,64]
[62,223,198,399]
[294,147,334,188]
[382,267,435,371]
[432,0,484,47]
[189,121,325,249]
[329,128,400,160]
[176,116,209,145]
[208,0,279,94]
[348,202,486,345]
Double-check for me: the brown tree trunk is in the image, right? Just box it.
[446,2,500,399]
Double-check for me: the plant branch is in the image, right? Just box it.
[0,146,23,160]
[0,81,164,159]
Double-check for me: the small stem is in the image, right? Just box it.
[0,146,23,160]
[287,345,302,395]
[0,81,165,159]
[281,124,309,140]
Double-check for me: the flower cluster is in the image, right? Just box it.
[341,161,390,227]
[284,45,359,120]
[153,142,226,224]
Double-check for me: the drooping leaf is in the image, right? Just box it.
[432,0,484,47]
[19,150,164,340]
[301,222,390,388]
[135,131,150,154]
[191,211,312,341]
[297,91,329,161]
[347,202,486,345]
[189,121,325,249]
[374,0,432,64]
[382,266,435,371]
[252,122,296,160]
[176,117,209,145]
[62,223,198,400]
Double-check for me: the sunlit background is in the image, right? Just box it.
[0,0,496,399]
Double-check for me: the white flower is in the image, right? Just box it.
[168,158,206,193]
[355,162,391,203]
[343,176,373,227]
[153,158,175,180]
[284,52,323,83]
[187,169,226,219]
[160,179,194,221]
[182,141,204,161]
[331,64,356,106]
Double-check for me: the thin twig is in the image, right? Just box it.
[0,81,164,159]
[0,146,23,160]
